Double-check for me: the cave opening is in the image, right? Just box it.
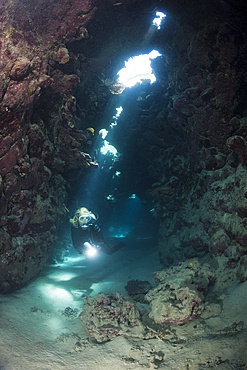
[54,4,173,263]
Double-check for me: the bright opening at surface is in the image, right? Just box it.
[117,49,162,88]
[100,140,118,157]
[152,11,166,29]
[99,128,108,139]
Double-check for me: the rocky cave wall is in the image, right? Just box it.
[0,0,101,293]
[141,2,247,291]
[1,0,247,293]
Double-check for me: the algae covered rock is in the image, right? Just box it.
[79,292,146,343]
[145,259,215,325]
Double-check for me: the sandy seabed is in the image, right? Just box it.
[1,239,247,370]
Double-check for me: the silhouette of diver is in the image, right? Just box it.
[70,207,125,258]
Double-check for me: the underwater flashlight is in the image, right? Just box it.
[83,242,98,258]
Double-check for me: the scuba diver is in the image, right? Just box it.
[70,207,125,258]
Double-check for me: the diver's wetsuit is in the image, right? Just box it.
[71,222,124,255]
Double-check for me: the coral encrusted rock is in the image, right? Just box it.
[79,292,146,343]
[145,260,215,326]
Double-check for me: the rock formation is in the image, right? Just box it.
[79,292,146,342]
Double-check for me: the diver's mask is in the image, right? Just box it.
[78,214,96,228]
[78,215,90,228]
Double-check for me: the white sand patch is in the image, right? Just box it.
[0,240,247,369]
